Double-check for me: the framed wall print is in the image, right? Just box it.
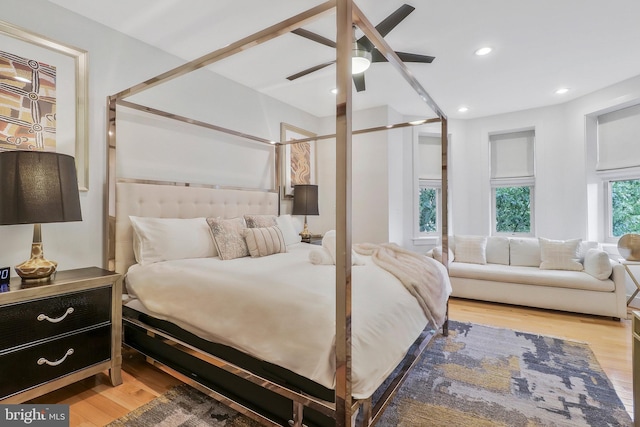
[281,122,317,198]
[0,20,89,191]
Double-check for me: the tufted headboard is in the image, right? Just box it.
[115,181,279,274]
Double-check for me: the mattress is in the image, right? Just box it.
[125,242,451,399]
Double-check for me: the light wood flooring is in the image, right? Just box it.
[27,298,635,426]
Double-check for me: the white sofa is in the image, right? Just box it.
[428,236,627,320]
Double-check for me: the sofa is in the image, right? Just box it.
[428,235,627,320]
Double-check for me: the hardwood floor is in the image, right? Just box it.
[27,298,635,426]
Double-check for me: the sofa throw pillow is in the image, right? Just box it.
[432,245,455,264]
[454,235,487,265]
[583,248,613,280]
[244,226,287,257]
[486,236,510,265]
[129,216,217,265]
[509,238,541,267]
[577,241,600,263]
[206,217,249,260]
[539,237,583,271]
[244,214,277,229]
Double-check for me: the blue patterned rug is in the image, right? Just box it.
[108,321,632,426]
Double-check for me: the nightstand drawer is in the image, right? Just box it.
[0,325,111,399]
[0,287,111,350]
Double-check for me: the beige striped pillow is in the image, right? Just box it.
[244,226,287,257]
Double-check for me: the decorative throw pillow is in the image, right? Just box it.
[275,214,302,246]
[486,236,510,265]
[509,238,541,267]
[129,216,216,265]
[244,226,287,257]
[539,237,583,271]
[583,248,613,280]
[432,246,455,264]
[454,235,487,265]
[577,241,600,263]
[206,217,249,260]
[244,214,277,229]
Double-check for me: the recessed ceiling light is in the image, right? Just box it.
[474,47,492,56]
[555,87,569,95]
[458,106,469,113]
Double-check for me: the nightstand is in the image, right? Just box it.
[0,267,122,403]
[302,234,323,245]
[633,311,640,424]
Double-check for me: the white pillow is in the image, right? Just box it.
[509,238,540,267]
[583,248,613,280]
[206,217,249,260]
[577,241,600,263]
[129,216,216,265]
[432,246,454,264]
[454,235,487,265]
[276,214,302,246]
[486,236,510,265]
[539,237,583,271]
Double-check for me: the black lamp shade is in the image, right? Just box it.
[0,151,82,225]
[292,184,319,216]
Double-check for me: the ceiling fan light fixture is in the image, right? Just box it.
[352,48,372,74]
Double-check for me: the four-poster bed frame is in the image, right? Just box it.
[106,1,450,426]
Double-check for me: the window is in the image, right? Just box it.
[597,104,640,240]
[416,134,441,236]
[490,129,535,235]
[609,178,640,237]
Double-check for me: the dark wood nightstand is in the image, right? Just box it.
[301,234,323,245]
[0,267,122,403]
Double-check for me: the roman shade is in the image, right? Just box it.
[490,129,535,184]
[597,103,640,171]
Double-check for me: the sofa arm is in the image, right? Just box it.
[610,260,628,318]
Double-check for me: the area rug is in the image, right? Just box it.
[107,321,632,427]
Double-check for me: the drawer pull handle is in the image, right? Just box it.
[37,307,74,323]
[37,348,74,367]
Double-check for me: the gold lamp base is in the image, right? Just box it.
[15,224,57,282]
[299,215,312,239]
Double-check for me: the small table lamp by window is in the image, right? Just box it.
[292,184,319,239]
[0,151,82,281]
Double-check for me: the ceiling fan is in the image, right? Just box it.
[286,4,435,92]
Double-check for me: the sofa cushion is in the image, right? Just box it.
[486,236,509,265]
[583,249,613,280]
[432,246,455,264]
[539,238,583,271]
[454,235,487,265]
[449,262,614,292]
[509,237,540,267]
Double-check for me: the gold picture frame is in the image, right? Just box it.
[0,20,89,191]
[281,122,317,198]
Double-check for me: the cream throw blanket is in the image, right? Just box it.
[354,242,448,327]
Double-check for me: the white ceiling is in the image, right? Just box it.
[48,0,640,119]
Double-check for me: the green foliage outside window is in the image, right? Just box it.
[495,186,531,233]
[419,187,437,232]
[611,179,640,237]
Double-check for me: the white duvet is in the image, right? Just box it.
[125,243,451,399]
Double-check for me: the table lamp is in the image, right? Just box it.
[0,151,82,281]
[292,184,319,240]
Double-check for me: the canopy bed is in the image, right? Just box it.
[106,1,451,426]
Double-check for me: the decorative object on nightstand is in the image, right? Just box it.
[0,151,82,281]
[0,267,123,403]
[618,233,640,261]
[292,184,319,240]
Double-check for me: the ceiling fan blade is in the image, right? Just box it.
[371,50,435,64]
[375,4,415,38]
[291,28,336,49]
[353,73,366,92]
[357,4,415,52]
[286,61,335,81]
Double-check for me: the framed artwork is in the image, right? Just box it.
[281,122,317,198]
[0,20,88,191]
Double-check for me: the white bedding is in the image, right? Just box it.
[125,242,451,399]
